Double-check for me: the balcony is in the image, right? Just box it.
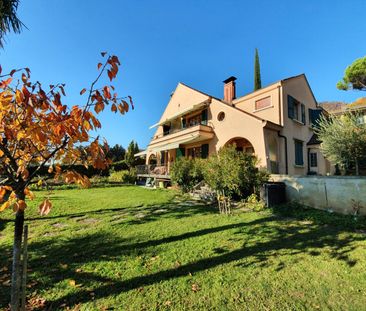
[149,124,214,149]
[136,165,170,179]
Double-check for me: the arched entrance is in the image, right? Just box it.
[225,137,255,155]
[148,154,157,165]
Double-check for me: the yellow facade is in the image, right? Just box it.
[142,74,333,176]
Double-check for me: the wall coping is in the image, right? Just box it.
[270,174,366,180]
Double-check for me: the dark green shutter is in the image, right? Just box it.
[201,109,208,125]
[176,147,185,158]
[295,141,304,166]
[301,104,306,124]
[201,144,209,159]
[182,118,186,129]
[288,95,294,119]
[309,109,322,127]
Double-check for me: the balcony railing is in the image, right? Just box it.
[136,165,169,176]
[153,121,208,140]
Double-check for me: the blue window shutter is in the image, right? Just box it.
[295,140,304,166]
[301,104,306,124]
[201,144,209,159]
[309,109,322,127]
[288,95,294,119]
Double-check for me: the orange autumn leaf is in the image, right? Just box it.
[39,199,52,216]
[0,201,11,212]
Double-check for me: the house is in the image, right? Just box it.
[136,74,333,180]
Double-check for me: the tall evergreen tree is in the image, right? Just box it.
[125,140,139,168]
[254,48,262,91]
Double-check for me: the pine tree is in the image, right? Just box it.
[254,48,262,91]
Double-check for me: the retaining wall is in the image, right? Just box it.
[270,175,366,215]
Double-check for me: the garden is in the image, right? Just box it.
[1,185,366,310]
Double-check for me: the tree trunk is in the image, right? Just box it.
[11,206,25,310]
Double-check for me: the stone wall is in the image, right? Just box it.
[270,175,366,216]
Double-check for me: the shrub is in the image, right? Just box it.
[204,145,269,199]
[245,193,266,211]
[170,158,204,192]
[108,169,136,184]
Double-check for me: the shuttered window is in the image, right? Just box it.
[309,109,322,127]
[288,95,306,125]
[294,140,304,166]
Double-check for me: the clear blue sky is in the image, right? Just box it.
[1,0,365,148]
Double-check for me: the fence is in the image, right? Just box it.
[271,175,366,216]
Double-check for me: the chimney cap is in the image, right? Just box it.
[223,76,237,84]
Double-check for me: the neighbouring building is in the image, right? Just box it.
[136,74,333,180]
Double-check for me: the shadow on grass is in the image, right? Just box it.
[26,198,218,225]
[1,211,365,310]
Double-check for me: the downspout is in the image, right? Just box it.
[278,132,288,175]
[307,148,310,175]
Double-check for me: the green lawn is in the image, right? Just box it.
[0,186,365,310]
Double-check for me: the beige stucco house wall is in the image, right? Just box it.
[140,74,333,177]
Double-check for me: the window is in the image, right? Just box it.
[255,96,271,110]
[294,140,304,166]
[217,111,225,121]
[187,146,202,159]
[309,109,322,127]
[187,144,209,159]
[288,95,306,124]
[160,151,166,165]
[310,152,318,167]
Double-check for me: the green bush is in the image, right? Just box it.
[170,158,205,192]
[108,169,136,184]
[245,193,266,211]
[203,145,269,200]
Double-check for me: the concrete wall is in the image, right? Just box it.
[271,174,366,215]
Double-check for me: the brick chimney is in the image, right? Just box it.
[223,76,237,103]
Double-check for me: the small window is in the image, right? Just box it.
[310,152,318,167]
[294,140,304,166]
[255,96,271,110]
[288,95,306,124]
[217,111,225,121]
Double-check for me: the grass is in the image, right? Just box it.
[0,186,365,310]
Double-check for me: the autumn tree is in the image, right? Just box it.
[0,52,133,310]
[337,56,366,91]
[0,0,25,48]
